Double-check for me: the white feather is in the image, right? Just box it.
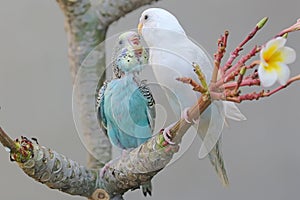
[139,7,246,185]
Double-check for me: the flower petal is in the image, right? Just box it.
[265,37,286,53]
[276,63,290,85]
[260,47,268,66]
[258,64,277,87]
[262,37,287,62]
[281,46,296,64]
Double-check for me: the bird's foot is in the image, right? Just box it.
[121,149,130,157]
[100,160,114,178]
[181,107,192,123]
[100,149,132,178]
[192,116,200,124]
[162,122,176,145]
[182,107,200,124]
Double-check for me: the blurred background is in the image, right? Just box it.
[1,0,300,199]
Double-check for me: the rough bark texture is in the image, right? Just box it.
[1,90,211,198]
[56,0,110,170]
[100,133,180,197]
[13,130,179,198]
[18,144,98,197]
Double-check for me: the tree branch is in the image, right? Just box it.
[5,133,100,198]
[0,127,17,153]
[56,0,111,169]
[94,0,158,27]
[0,90,210,198]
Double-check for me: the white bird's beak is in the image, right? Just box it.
[138,22,143,35]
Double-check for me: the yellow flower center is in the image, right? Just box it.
[262,44,284,73]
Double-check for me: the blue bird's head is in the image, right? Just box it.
[114,31,149,76]
[117,31,143,50]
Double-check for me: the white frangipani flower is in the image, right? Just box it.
[258,37,296,87]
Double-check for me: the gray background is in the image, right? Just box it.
[1,0,300,199]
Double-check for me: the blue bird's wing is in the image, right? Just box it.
[103,78,153,149]
[127,81,153,146]
[96,80,109,136]
[138,80,156,132]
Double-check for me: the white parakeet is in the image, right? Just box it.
[138,8,246,186]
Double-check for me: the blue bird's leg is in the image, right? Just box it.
[100,159,114,178]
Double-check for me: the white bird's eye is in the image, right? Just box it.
[144,15,149,20]
[119,40,123,45]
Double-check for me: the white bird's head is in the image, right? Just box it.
[138,8,186,46]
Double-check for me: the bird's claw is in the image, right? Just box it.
[121,149,130,157]
[100,160,113,178]
[181,107,192,123]
[182,107,200,124]
[162,122,176,145]
[192,117,200,124]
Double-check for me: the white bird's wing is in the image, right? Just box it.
[148,29,245,158]
[181,38,227,158]
[198,101,225,158]
[188,38,246,157]
[223,101,247,122]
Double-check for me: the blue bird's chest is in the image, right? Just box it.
[103,76,151,149]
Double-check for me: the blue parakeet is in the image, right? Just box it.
[96,31,155,196]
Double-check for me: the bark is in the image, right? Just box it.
[0,93,210,199]
[18,144,98,198]
[0,89,208,198]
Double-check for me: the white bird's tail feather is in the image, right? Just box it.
[197,103,229,186]
[208,141,229,186]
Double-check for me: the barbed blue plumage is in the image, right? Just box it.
[96,31,154,196]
